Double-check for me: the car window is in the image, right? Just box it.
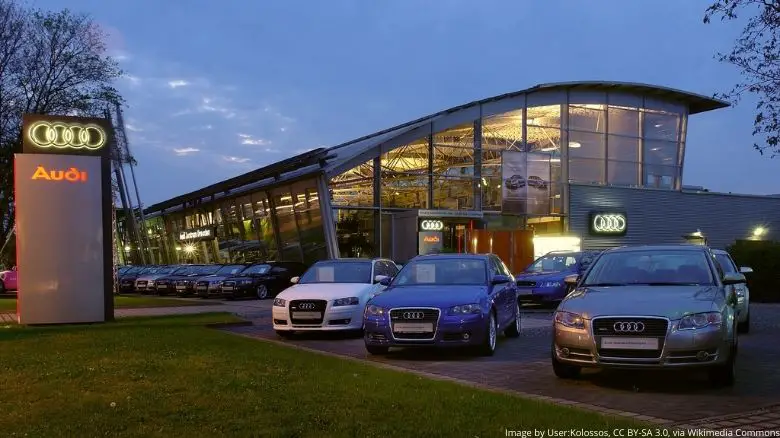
[527,253,578,272]
[387,261,399,276]
[714,253,737,274]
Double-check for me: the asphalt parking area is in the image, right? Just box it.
[227,304,780,426]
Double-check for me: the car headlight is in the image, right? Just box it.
[273,298,286,307]
[449,303,481,315]
[678,312,722,330]
[734,285,746,297]
[332,297,359,306]
[148,281,155,285]
[541,281,562,288]
[365,304,385,317]
[554,311,585,329]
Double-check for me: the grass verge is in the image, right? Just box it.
[0,312,647,437]
[0,295,214,312]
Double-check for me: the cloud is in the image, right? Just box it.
[125,124,142,132]
[168,79,190,88]
[173,147,200,156]
[222,155,251,164]
[238,133,272,146]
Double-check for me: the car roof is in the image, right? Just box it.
[605,244,710,253]
[711,249,729,254]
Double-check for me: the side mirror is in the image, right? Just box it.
[722,272,746,286]
[378,276,392,286]
[563,274,579,286]
[739,266,753,274]
[491,274,511,285]
[374,275,388,284]
[290,276,299,284]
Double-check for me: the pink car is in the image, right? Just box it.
[0,267,17,293]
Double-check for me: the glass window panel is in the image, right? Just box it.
[330,159,374,207]
[527,126,561,154]
[334,209,375,258]
[643,111,680,141]
[549,183,563,215]
[644,140,678,166]
[608,92,643,108]
[250,192,276,260]
[568,105,606,132]
[644,165,679,189]
[568,131,605,160]
[481,175,502,211]
[380,172,428,208]
[433,123,474,177]
[237,196,253,221]
[568,91,606,105]
[292,182,326,264]
[644,98,685,114]
[381,137,428,174]
[608,107,640,137]
[482,110,523,178]
[607,160,640,186]
[432,176,474,210]
[569,157,605,184]
[271,187,301,262]
[527,105,561,128]
[607,135,639,162]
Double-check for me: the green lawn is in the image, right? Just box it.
[0,313,648,437]
[0,295,214,312]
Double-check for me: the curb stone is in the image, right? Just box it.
[225,329,673,425]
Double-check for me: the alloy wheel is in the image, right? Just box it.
[256,285,268,299]
[515,304,521,333]
[488,313,497,351]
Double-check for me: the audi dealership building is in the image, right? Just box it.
[119,81,780,267]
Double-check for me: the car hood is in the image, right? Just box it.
[196,275,231,283]
[516,271,571,281]
[369,285,486,308]
[560,285,723,320]
[162,274,205,281]
[277,283,375,300]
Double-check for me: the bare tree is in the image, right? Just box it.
[0,1,123,263]
[704,0,780,157]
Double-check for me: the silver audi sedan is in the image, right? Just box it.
[552,244,744,387]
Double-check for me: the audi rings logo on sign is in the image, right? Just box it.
[298,303,316,310]
[419,220,444,231]
[403,312,424,319]
[27,121,107,150]
[613,321,645,333]
[589,212,627,235]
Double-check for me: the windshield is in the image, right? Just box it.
[216,264,247,275]
[241,264,271,275]
[299,261,372,284]
[526,253,578,273]
[714,253,737,274]
[582,249,715,286]
[196,265,221,275]
[155,267,178,275]
[393,258,486,286]
[174,265,207,276]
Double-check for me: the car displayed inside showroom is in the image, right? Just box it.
[116,81,780,270]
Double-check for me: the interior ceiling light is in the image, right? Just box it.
[568,142,581,148]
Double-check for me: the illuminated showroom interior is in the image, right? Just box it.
[116,81,780,266]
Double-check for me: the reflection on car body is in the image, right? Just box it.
[712,249,753,333]
[552,244,742,387]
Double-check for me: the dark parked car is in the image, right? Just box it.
[364,253,521,356]
[195,263,253,298]
[220,261,307,299]
[154,265,212,295]
[118,265,158,293]
[515,250,601,305]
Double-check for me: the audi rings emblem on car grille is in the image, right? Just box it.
[298,303,316,310]
[592,214,627,233]
[403,312,425,319]
[27,121,107,150]
[419,220,444,231]
[613,321,645,332]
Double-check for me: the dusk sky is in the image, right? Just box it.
[35,0,780,204]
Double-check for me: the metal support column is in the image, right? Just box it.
[317,174,339,259]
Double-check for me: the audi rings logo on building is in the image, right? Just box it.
[298,303,316,310]
[27,121,107,150]
[402,312,425,319]
[613,321,645,333]
[590,213,627,234]
[419,220,444,231]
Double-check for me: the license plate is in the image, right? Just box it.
[196,286,207,290]
[292,312,322,319]
[517,290,533,295]
[394,322,434,333]
[156,285,166,289]
[601,337,658,350]
[176,285,186,290]
[222,286,233,290]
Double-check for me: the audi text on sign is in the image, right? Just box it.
[419,219,444,231]
[27,121,107,151]
[588,212,627,236]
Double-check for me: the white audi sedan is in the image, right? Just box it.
[272,258,398,337]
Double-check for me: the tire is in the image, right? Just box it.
[551,351,581,379]
[366,345,389,355]
[737,312,750,334]
[708,347,736,387]
[275,330,295,339]
[504,303,521,338]
[478,310,498,356]
[256,284,269,300]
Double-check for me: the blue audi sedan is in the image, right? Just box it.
[363,254,521,356]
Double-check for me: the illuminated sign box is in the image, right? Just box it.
[588,212,627,236]
[419,219,444,231]
[178,227,215,242]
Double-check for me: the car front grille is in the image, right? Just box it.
[389,308,440,340]
[592,317,669,361]
[289,300,327,325]
[136,281,147,287]
[516,281,536,287]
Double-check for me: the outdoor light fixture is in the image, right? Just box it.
[124,245,131,252]
[752,226,767,239]
[568,141,581,148]
[175,246,182,251]
[183,244,196,254]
